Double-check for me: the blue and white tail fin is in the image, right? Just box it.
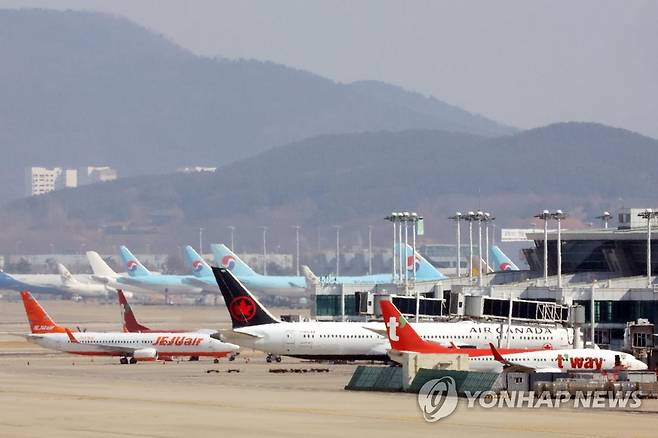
[490,245,519,271]
[118,246,151,277]
[398,243,446,280]
[183,245,213,278]
[211,244,259,277]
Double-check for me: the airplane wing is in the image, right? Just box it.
[223,330,264,341]
[182,277,215,288]
[489,342,537,373]
[65,329,142,354]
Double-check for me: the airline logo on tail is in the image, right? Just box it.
[499,262,512,271]
[228,296,257,322]
[126,260,139,272]
[387,314,407,341]
[406,255,421,272]
[192,260,205,273]
[221,255,236,270]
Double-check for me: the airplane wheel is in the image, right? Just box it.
[275,356,282,363]
[228,354,236,362]
[189,356,199,361]
[266,354,273,363]
[120,357,128,365]
[213,358,220,364]
[129,357,137,364]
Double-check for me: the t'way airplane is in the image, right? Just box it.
[380,300,647,372]
[20,291,239,364]
[212,267,574,363]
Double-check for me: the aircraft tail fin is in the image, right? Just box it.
[119,246,151,277]
[117,290,151,332]
[211,244,258,277]
[20,291,67,334]
[399,244,446,280]
[57,264,78,285]
[301,265,319,287]
[183,245,213,278]
[212,267,279,329]
[86,251,118,277]
[490,245,520,271]
[380,300,445,353]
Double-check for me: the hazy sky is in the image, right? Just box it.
[4,0,658,138]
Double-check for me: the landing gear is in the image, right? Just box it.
[228,352,239,362]
[120,357,128,365]
[266,354,282,363]
[129,357,137,364]
[213,358,220,364]
[189,356,200,361]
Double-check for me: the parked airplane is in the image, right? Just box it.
[19,291,239,364]
[211,243,446,297]
[381,300,646,372]
[180,245,221,294]
[490,245,520,271]
[87,251,154,295]
[93,246,202,297]
[212,267,573,363]
[0,264,116,298]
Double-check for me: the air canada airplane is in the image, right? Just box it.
[19,291,239,364]
[381,300,647,372]
[212,267,574,363]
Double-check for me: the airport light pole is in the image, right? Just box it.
[448,212,463,277]
[595,212,612,229]
[638,209,658,288]
[384,213,399,283]
[534,210,551,286]
[484,212,495,274]
[551,210,567,289]
[260,226,268,275]
[476,211,484,287]
[333,225,341,276]
[199,227,204,255]
[403,212,410,294]
[368,225,373,275]
[293,225,301,276]
[227,226,236,251]
[465,211,476,279]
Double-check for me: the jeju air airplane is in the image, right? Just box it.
[20,291,239,364]
[212,267,573,363]
[380,300,647,373]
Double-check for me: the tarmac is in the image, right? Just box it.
[1,298,657,438]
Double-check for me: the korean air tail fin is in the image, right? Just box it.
[57,264,79,285]
[398,243,446,280]
[117,290,151,332]
[380,300,446,353]
[211,244,258,277]
[490,245,520,271]
[20,291,67,334]
[86,251,118,277]
[183,245,213,278]
[119,246,151,277]
[212,267,279,329]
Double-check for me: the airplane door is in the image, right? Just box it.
[285,331,295,353]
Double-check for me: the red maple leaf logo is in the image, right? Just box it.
[229,296,257,322]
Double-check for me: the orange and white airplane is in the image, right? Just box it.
[380,300,648,373]
[20,291,239,364]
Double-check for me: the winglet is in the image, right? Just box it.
[65,328,79,343]
[489,342,505,363]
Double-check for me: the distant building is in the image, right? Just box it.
[176,166,217,174]
[78,166,118,185]
[25,166,118,196]
[25,167,76,196]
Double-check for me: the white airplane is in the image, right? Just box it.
[0,263,119,298]
[381,300,648,373]
[56,263,133,298]
[212,267,574,363]
[19,291,239,364]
